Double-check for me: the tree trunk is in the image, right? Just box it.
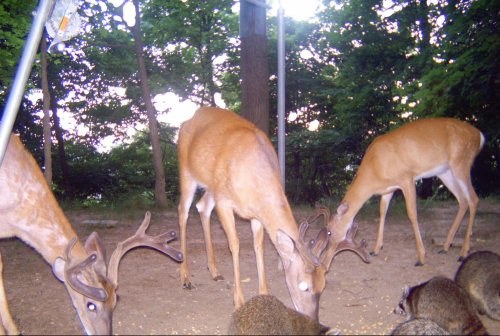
[132,0,168,208]
[41,33,52,185]
[46,55,72,197]
[240,0,269,134]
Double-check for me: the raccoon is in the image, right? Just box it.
[227,295,330,335]
[395,276,488,335]
[391,318,449,335]
[455,250,500,321]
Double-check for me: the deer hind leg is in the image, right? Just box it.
[373,192,394,256]
[250,219,268,295]
[401,181,426,266]
[215,204,244,308]
[178,177,198,289]
[196,191,223,281]
[438,169,479,260]
[0,254,19,335]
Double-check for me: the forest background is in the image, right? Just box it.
[1,0,498,209]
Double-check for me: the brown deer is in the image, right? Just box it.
[0,134,183,335]
[326,118,484,265]
[177,107,369,320]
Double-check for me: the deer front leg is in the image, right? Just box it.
[0,254,19,335]
[196,192,223,281]
[251,219,268,295]
[216,205,244,308]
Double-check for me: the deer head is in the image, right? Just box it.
[276,221,330,320]
[52,211,183,334]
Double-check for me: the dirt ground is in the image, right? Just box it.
[1,199,499,335]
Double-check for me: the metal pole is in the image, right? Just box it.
[0,0,55,165]
[277,1,285,187]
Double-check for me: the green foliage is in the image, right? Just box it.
[0,0,37,97]
[2,0,498,208]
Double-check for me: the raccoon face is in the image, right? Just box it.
[394,286,410,316]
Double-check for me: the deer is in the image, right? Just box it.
[176,107,370,321]
[0,133,183,335]
[325,118,484,266]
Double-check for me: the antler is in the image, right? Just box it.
[64,238,109,301]
[296,221,330,268]
[307,203,331,227]
[107,211,183,286]
[321,221,371,270]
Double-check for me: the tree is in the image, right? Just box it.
[240,0,270,134]
[131,0,167,208]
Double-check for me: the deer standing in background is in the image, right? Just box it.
[327,118,484,266]
[0,134,183,335]
[177,107,369,320]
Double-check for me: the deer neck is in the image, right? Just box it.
[258,196,299,244]
[16,195,86,264]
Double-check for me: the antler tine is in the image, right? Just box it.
[334,222,371,263]
[107,211,184,286]
[320,222,371,270]
[64,237,108,301]
[297,221,322,267]
[307,203,331,227]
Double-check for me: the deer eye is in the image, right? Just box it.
[299,281,309,291]
[87,302,97,312]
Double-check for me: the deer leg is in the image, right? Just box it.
[251,219,268,295]
[373,192,394,256]
[437,170,469,256]
[196,192,223,281]
[215,205,244,308]
[439,169,479,260]
[0,254,19,335]
[178,178,198,290]
[401,182,426,266]
[460,178,479,261]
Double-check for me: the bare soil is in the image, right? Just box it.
[2,200,499,335]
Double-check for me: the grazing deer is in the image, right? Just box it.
[177,107,369,320]
[0,134,183,335]
[326,118,484,265]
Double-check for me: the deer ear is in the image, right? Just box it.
[276,230,296,270]
[53,257,66,282]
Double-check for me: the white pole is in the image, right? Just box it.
[0,0,55,164]
[277,0,286,187]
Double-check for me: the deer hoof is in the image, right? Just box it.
[183,282,194,290]
[370,251,379,256]
[438,249,448,254]
[213,275,224,282]
[414,261,424,267]
[457,256,464,262]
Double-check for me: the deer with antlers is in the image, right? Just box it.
[177,107,369,320]
[0,134,183,335]
[326,118,484,266]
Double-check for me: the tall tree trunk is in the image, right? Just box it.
[46,55,72,197]
[132,0,168,208]
[41,33,52,185]
[51,99,72,197]
[240,0,269,134]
